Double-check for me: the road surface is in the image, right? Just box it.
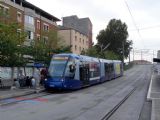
[0,65,152,120]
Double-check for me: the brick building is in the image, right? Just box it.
[0,0,60,46]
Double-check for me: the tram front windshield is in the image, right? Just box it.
[48,56,68,77]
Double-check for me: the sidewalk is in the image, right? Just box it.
[0,87,45,100]
[147,71,160,120]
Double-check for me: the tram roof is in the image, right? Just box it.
[112,60,122,63]
[53,53,99,61]
[53,53,121,62]
[53,53,80,58]
[99,58,113,63]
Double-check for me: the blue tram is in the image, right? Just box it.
[44,53,123,90]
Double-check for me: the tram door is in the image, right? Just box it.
[105,63,113,80]
[80,64,90,86]
[110,63,114,79]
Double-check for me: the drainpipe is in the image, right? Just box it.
[70,29,72,51]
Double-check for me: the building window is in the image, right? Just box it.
[37,34,40,41]
[79,47,81,51]
[4,7,9,15]
[17,29,21,38]
[0,5,9,16]
[17,12,22,22]
[26,30,34,40]
[79,38,81,43]
[75,36,77,41]
[83,39,84,44]
[43,23,49,31]
[37,20,40,29]
[11,0,21,5]
[0,5,4,14]
[43,36,48,44]
[75,45,77,51]
[25,15,34,25]
[0,5,3,11]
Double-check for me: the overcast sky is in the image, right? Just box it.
[27,0,160,61]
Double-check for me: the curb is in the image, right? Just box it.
[147,74,153,101]
[0,88,45,101]
[0,91,36,101]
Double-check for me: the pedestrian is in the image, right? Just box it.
[26,76,32,88]
[31,77,36,89]
[18,70,25,87]
[40,68,47,86]
[14,78,20,88]
[33,68,41,88]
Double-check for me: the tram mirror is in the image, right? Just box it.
[69,64,75,73]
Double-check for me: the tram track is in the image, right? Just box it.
[101,66,151,120]
[101,87,137,120]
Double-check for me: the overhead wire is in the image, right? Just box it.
[129,24,160,31]
[124,0,146,49]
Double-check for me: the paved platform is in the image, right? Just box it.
[0,87,45,100]
[147,72,160,120]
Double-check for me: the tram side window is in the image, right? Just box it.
[89,62,100,78]
[65,58,76,78]
[110,63,114,72]
[105,63,110,73]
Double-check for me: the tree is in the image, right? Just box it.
[0,22,26,66]
[96,19,132,61]
[29,30,72,66]
[85,46,99,57]
[103,51,119,60]
[80,49,86,55]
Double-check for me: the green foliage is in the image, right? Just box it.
[103,51,119,60]
[80,49,86,55]
[85,46,119,60]
[96,19,132,61]
[53,45,72,53]
[0,22,72,67]
[124,62,134,71]
[86,46,98,57]
[28,31,72,65]
[0,22,26,66]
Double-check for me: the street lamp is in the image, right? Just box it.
[100,43,110,59]
[100,43,110,52]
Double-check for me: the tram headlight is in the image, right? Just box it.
[44,78,47,81]
[61,78,64,82]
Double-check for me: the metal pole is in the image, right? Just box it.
[122,40,124,65]
[153,50,154,60]
[129,49,130,63]
[141,50,142,63]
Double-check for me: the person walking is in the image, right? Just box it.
[18,70,25,87]
[33,68,41,89]
[40,68,47,86]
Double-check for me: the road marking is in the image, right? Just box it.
[0,97,49,106]
[147,74,153,101]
